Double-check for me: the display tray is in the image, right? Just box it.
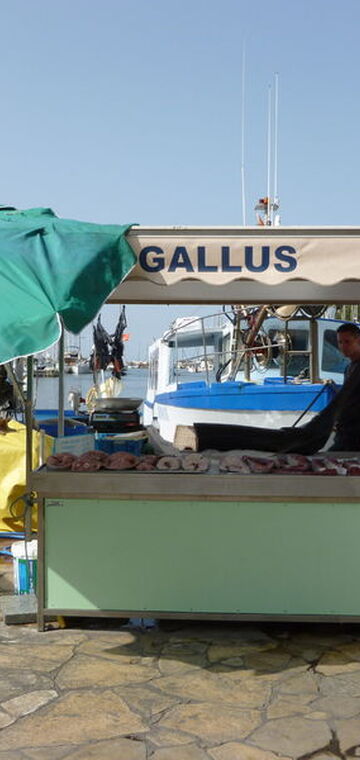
[130,467,209,474]
[42,452,360,476]
[43,464,360,476]
[45,465,209,474]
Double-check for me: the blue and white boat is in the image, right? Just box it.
[143,307,348,444]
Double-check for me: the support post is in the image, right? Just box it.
[24,356,34,540]
[58,325,65,437]
[309,318,319,383]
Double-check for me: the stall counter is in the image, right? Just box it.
[30,470,360,630]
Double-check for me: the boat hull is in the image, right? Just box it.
[144,380,338,443]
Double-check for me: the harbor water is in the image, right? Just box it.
[34,367,149,410]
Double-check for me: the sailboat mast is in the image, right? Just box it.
[241,45,246,226]
[266,84,272,225]
[255,73,280,227]
[273,72,279,218]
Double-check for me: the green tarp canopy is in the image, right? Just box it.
[0,207,136,364]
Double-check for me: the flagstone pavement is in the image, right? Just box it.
[0,606,360,760]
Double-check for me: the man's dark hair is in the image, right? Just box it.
[337,322,360,337]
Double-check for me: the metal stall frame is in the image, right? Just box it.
[30,226,360,629]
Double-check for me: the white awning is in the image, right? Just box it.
[108,226,360,304]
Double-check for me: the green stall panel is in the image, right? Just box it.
[44,498,360,615]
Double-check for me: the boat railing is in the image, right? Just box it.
[164,310,228,341]
[172,339,310,385]
[168,311,230,387]
[168,307,330,387]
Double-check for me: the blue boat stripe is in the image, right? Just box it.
[154,382,337,413]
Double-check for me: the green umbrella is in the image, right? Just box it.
[0,207,136,364]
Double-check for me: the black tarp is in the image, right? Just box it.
[89,307,127,377]
[111,305,127,379]
[90,315,112,371]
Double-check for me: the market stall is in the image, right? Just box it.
[29,225,360,628]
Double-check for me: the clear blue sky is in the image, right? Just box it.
[2,0,360,358]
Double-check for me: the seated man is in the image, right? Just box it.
[330,322,360,451]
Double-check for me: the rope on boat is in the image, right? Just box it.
[291,381,336,427]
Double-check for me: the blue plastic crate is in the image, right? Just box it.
[95,435,144,456]
[39,418,90,437]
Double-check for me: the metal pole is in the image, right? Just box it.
[230,305,269,382]
[175,331,179,386]
[283,322,288,382]
[25,356,34,540]
[25,356,33,481]
[58,326,65,437]
[241,44,246,226]
[309,317,319,383]
[244,306,269,348]
[273,73,279,209]
[267,85,272,224]
[201,318,210,386]
[244,349,251,381]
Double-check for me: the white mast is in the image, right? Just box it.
[255,73,280,226]
[240,44,246,226]
[273,72,280,226]
[266,83,272,225]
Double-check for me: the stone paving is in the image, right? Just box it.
[0,612,359,759]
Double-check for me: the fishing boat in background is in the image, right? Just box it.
[143,305,348,445]
[77,357,92,374]
[64,345,80,374]
[143,172,349,444]
[34,355,59,377]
